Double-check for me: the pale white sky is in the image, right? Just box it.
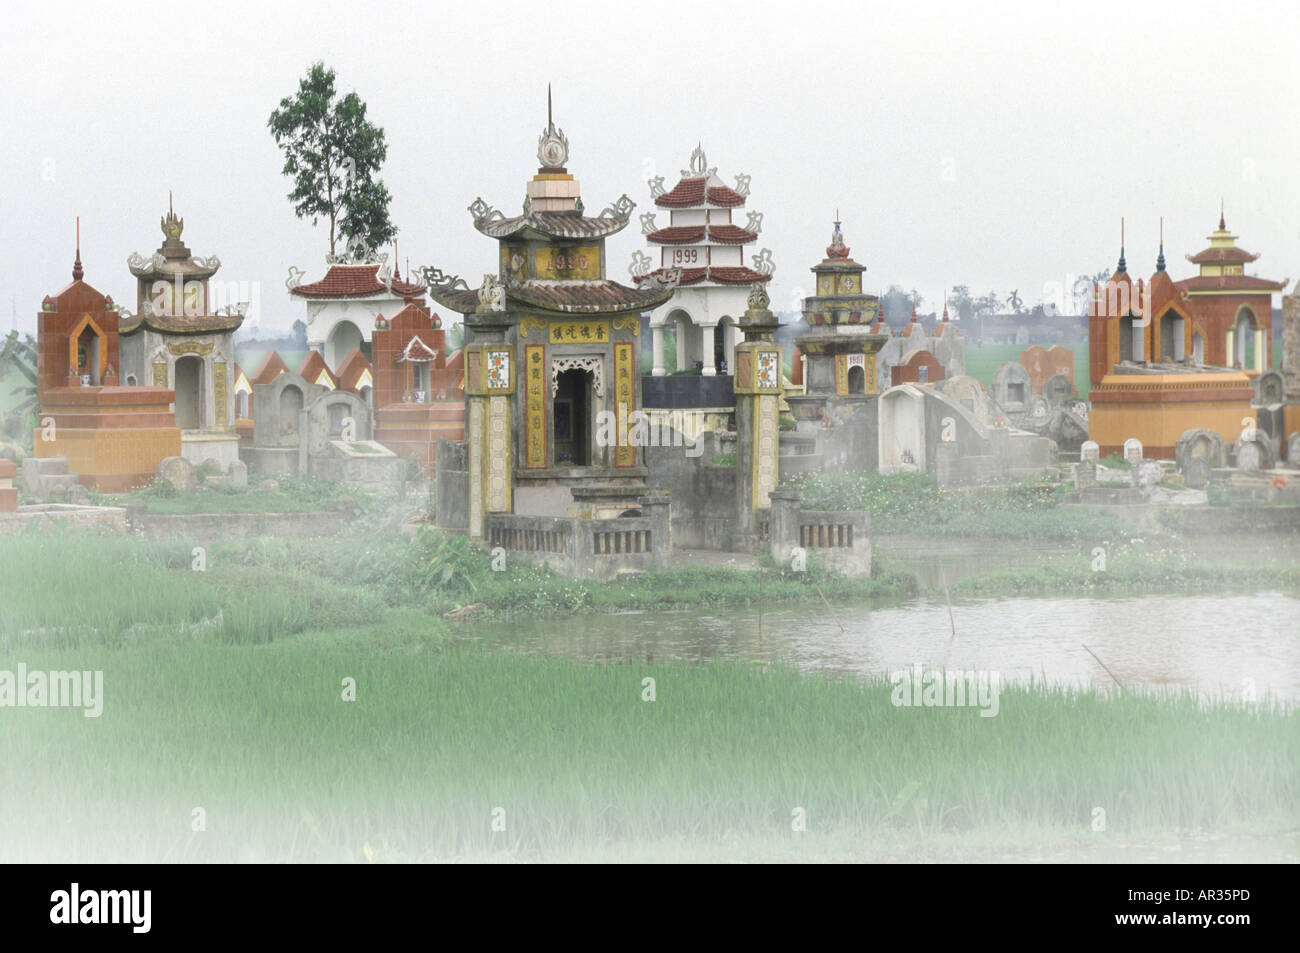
[2,0,1297,336]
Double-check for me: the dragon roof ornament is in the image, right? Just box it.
[416,265,470,294]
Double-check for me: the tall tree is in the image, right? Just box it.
[1072,269,1111,315]
[0,330,38,444]
[947,285,975,323]
[880,285,924,321]
[268,63,396,257]
[975,291,1001,317]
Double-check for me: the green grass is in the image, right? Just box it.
[4,519,1291,650]
[951,557,1300,597]
[963,342,1090,399]
[94,476,383,516]
[0,531,915,644]
[1,637,1292,862]
[0,528,1293,861]
[0,533,390,647]
[790,471,1122,539]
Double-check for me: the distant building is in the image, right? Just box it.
[876,302,965,391]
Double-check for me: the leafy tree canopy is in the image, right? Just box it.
[268,62,396,257]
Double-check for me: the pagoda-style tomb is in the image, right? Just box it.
[34,241,181,491]
[1088,223,1258,459]
[636,145,772,408]
[119,201,245,467]
[1174,211,1288,374]
[290,255,428,368]
[426,99,678,538]
[789,218,886,409]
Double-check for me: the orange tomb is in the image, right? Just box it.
[33,245,181,491]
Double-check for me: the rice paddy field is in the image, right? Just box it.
[1,531,1295,863]
[961,342,1092,399]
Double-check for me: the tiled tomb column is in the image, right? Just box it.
[732,284,782,551]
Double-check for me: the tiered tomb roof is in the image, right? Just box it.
[634,145,772,289]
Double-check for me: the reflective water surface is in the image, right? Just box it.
[463,593,1300,702]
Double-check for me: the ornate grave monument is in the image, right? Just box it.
[425,95,679,539]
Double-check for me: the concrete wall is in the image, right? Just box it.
[310,441,400,490]
[645,435,736,549]
[241,446,300,478]
[486,492,671,579]
[768,487,871,576]
[434,437,469,530]
[128,509,351,539]
[0,504,127,535]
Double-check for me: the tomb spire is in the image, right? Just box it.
[1117,217,1127,274]
[72,216,83,281]
[537,83,569,171]
[1156,217,1166,273]
[826,212,850,260]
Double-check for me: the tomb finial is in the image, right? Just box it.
[73,216,83,281]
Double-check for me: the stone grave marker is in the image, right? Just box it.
[1183,457,1211,489]
[1131,459,1163,491]
[1237,441,1263,471]
[1043,374,1073,407]
[156,456,197,494]
[1075,460,1097,491]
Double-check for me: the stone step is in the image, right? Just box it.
[30,455,70,475]
[42,473,80,490]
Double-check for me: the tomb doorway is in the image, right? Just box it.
[1234,309,1259,371]
[174,356,204,431]
[554,368,593,466]
[279,383,304,446]
[1119,315,1142,362]
[1159,311,1182,361]
[847,365,866,393]
[326,320,363,369]
[715,317,735,373]
[74,324,102,384]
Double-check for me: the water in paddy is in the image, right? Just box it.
[463,593,1300,703]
